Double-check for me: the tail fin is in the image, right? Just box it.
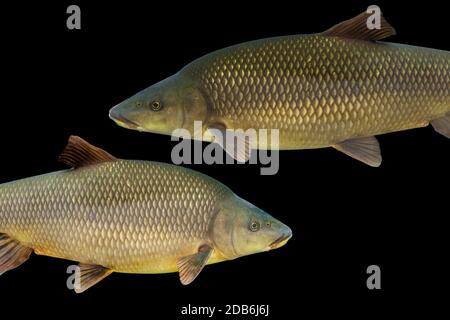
[431,113,450,138]
[0,233,33,275]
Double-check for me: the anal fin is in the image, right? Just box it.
[332,136,382,167]
[75,263,113,293]
[177,245,213,285]
[431,113,450,138]
[0,233,33,274]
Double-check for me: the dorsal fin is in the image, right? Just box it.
[59,136,117,168]
[322,10,396,41]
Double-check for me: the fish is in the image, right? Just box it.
[0,136,291,293]
[109,10,450,167]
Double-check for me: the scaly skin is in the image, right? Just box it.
[182,34,450,149]
[0,160,230,273]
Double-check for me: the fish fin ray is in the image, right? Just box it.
[75,263,113,293]
[322,10,396,41]
[176,245,213,285]
[207,124,252,163]
[0,233,33,275]
[333,136,382,167]
[59,136,117,168]
[431,113,450,138]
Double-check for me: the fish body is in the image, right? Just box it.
[0,137,291,292]
[1,161,225,274]
[110,11,450,166]
[183,35,449,149]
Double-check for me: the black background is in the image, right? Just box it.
[1,0,448,318]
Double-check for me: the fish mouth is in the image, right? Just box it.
[109,109,140,130]
[269,233,292,250]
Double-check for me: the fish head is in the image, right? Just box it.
[212,195,292,260]
[109,74,208,135]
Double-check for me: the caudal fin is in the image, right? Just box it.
[431,113,450,138]
[0,233,33,275]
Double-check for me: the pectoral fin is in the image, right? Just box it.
[208,123,252,163]
[431,113,450,138]
[177,245,213,285]
[75,263,113,294]
[333,136,382,167]
[0,233,33,275]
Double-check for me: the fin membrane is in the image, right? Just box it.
[208,123,252,163]
[177,245,213,285]
[59,136,117,168]
[323,10,396,41]
[431,113,450,138]
[333,136,382,167]
[75,263,113,294]
[0,233,33,275]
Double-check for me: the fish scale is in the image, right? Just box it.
[184,34,450,148]
[0,160,230,273]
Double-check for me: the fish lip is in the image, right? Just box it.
[269,233,292,249]
[109,109,140,129]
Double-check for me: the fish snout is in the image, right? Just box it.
[269,225,292,250]
[109,106,140,130]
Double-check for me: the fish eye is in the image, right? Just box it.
[248,220,260,232]
[150,100,163,111]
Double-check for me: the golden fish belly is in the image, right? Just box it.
[184,34,450,148]
[0,160,230,273]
